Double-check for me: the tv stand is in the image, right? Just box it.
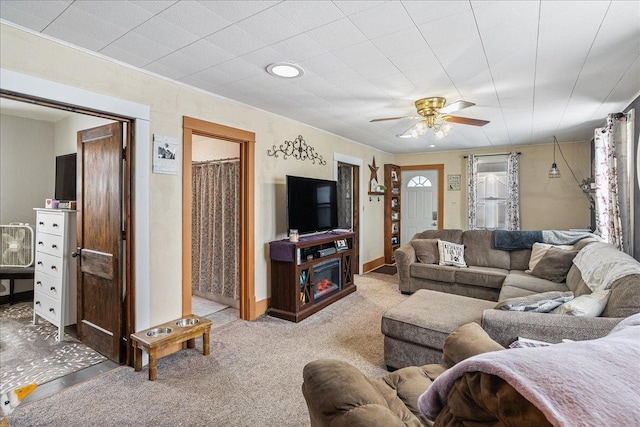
[269,232,356,322]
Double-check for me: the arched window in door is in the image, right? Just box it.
[407,175,433,188]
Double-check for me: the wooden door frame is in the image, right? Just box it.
[0,91,136,364]
[182,116,256,320]
[400,164,445,229]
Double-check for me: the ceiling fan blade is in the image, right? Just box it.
[396,122,418,138]
[444,116,490,126]
[440,100,475,114]
[370,116,418,123]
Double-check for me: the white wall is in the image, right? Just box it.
[54,114,114,155]
[0,23,392,323]
[0,114,55,296]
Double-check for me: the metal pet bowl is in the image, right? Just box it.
[146,327,172,337]
[175,318,200,327]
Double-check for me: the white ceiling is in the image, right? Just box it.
[1,1,638,154]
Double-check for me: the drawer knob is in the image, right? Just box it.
[50,266,57,270]
[50,286,56,291]
[36,281,42,285]
[38,241,44,245]
[37,261,43,265]
[39,221,44,225]
[52,223,59,228]
[35,301,41,305]
[49,308,55,312]
[52,244,57,249]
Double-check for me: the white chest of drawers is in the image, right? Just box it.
[33,208,77,341]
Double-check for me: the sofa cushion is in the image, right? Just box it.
[413,229,462,244]
[462,230,511,270]
[552,289,610,317]
[442,322,505,368]
[530,247,578,283]
[501,271,570,296]
[566,265,593,297]
[455,266,508,289]
[495,291,574,312]
[382,289,495,351]
[410,239,439,264]
[510,249,532,271]
[603,274,640,318]
[410,263,457,283]
[527,242,574,271]
[438,240,467,268]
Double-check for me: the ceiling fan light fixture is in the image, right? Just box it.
[266,62,304,78]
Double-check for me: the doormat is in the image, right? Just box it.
[372,265,397,275]
[0,302,107,394]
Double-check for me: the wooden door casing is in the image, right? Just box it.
[77,122,124,362]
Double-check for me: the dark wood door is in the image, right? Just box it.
[77,122,124,362]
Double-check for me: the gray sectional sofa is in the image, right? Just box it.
[383,229,640,369]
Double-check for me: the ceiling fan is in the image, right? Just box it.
[370,97,489,140]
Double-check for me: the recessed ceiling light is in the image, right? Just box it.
[266,62,304,78]
[429,144,436,148]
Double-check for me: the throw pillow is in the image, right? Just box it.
[527,242,574,272]
[410,239,439,264]
[438,239,467,268]
[552,289,611,317]
[495,291,574,313]
[530,247,579,283]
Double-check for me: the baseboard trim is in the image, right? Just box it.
[0,291,33,305]
[363,257,385,273]
[255,297,269,317]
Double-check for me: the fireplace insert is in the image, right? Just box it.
[312,258,341,302]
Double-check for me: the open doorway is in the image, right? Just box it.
[190,135,240,322]
[182,117,256,320]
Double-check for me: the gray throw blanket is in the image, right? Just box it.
[494,230,600,250]
[418,313,640,426]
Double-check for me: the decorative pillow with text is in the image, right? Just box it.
[438,240,467,268]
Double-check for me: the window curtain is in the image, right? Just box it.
[594,113,631,252]
[505,152,521,231]
[467,155,478,230]
[192,160,240,300]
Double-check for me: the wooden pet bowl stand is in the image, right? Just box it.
[130,315,213,380]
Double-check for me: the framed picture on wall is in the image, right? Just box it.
[447,174,461,191]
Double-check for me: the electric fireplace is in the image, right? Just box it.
[312,258,341,302]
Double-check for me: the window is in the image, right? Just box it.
[467,153,520,230]
[407,175,432,187]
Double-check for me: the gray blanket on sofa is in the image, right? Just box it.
[494,230,599,250]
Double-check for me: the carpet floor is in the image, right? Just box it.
[9,274,407,426]
[0,303,107,395]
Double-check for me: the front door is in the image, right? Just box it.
[76,122,124,362]
[402,170,439,244]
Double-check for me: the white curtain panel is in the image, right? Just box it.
[467,155,478,230]
[594,114,630,252]
[506,152,521,231]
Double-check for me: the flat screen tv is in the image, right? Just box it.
[55,153,77,201]
[286,175,338,236]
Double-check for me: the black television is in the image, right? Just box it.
[286,175,338,236]
[55,153,77,201]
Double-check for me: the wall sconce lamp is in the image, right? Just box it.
[549,136,561,178]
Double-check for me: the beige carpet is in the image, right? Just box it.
[9,274,406,426]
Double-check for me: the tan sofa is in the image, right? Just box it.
[303,317,640,426]
[385,229,640,369]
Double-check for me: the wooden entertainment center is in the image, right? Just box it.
[269,232,356,322]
